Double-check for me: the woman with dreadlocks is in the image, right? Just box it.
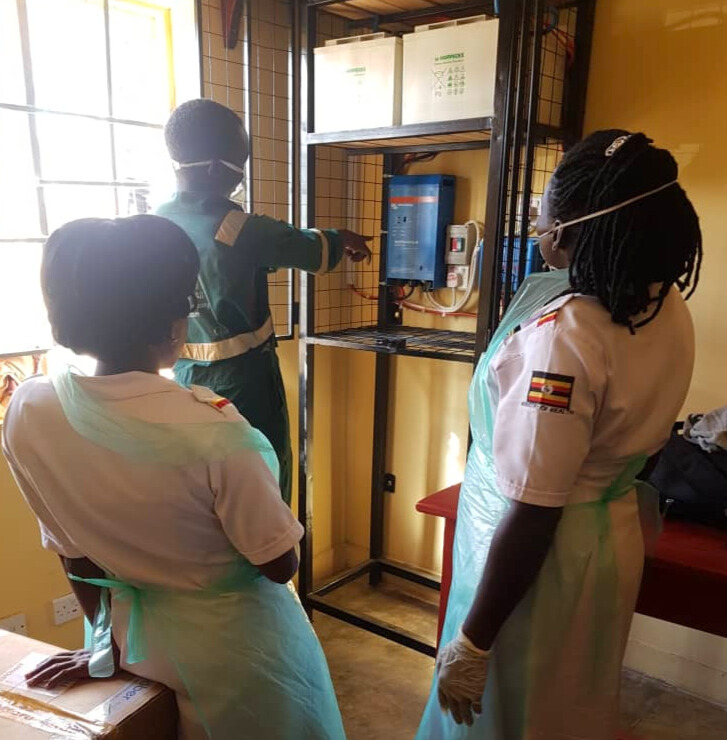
[416,130,702,740]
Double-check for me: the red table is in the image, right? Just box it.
[416,484,727,647]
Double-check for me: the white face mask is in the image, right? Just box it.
[537,179,679,249]
[173,159,246,175]
[229,181,247,207]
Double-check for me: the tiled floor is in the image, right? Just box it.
[313,578,727,740]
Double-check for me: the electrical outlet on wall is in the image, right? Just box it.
[53,593,82,625]
[0,613,28,636]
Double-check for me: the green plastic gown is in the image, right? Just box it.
[415,270,657,740]
[52,370,346,740]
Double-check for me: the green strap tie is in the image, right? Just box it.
[69,574,148,676]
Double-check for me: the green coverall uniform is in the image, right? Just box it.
[156,192,344,505]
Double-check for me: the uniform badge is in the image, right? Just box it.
[190,385,233,413]
[207,397,231,411]
[526,371,574,411]
[536,310,559,327]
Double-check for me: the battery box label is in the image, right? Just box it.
[433,50,466,98]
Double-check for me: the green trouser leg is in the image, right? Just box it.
[175,344,293,506]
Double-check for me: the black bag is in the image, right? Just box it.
[648,431,727,528]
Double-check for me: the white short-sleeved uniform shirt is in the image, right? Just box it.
[1,372,303,589]
[491,286,694,507]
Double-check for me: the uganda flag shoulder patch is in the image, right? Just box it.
[536,309,559,327]
[527,371,574,410]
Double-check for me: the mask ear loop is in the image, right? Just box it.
[551,220,564,251]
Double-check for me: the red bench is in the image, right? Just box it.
[416,483,727,646]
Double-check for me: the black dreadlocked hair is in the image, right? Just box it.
[548,129,702,329]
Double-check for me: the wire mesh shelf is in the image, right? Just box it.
[307,325,476,362]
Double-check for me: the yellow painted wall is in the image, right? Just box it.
[584,0,727,414]
[0,455,82,648]
[584,0,727,702]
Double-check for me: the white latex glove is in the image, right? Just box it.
[436,628,491,726]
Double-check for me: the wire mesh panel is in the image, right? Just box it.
[310,11,381,336]
[202,0,294,338]
[313,152,383,334]
[538,5,576,128]
[249,0,294,337]
[531,138,564,200]
[495,2,576,323]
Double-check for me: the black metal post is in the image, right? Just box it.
[368,151,396,585]
[517,0,546,278]
[501,1,534,310]
[297,0,317,612]
[474,0,523,362]
[286,0,297,336]
[368,352,390,586]
[242,0,254,212]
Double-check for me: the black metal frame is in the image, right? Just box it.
[295,0,596,656]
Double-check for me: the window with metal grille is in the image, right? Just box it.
[0,0,199,355]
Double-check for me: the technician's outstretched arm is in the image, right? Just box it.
[242,215,371,273]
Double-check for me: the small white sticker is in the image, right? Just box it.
[86,677,153,723]
[0,652,75,699]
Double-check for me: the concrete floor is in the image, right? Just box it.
[313,578,727,740]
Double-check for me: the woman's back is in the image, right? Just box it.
[2,372,299,589]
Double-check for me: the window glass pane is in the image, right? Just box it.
[109,1,173,123]
[36,114,113,182]
[117,186,152,216]
[0,244,51,354]
[113,124,166,183]
[27,0,109,115]
[44,184,116,232]
[0,1,26,104]
[0,110,41,238]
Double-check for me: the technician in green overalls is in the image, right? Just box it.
[157,99,371,506]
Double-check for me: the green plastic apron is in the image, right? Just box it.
[51,370,346,740]
[416,270,656,740]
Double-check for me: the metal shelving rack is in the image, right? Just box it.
[294,0,596,656]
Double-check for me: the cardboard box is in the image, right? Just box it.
[0,630,177,739]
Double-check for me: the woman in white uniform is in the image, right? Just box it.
[1,216,346,739]
[416,130,702,739]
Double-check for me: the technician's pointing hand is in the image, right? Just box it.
[339,229,372,263]
[436,628,491,726]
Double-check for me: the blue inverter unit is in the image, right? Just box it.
[386,174,456,288]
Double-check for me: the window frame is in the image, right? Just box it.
[0,0,200,356]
